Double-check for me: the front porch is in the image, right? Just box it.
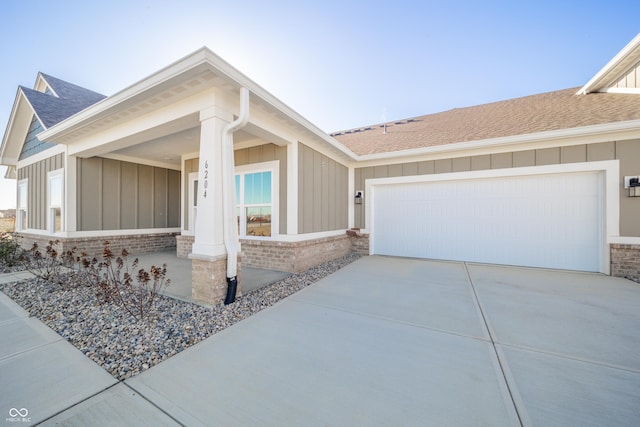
[133,250,291,305]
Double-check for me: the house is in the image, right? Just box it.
[1,34,639,303]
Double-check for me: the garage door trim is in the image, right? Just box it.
[364,160,619,274]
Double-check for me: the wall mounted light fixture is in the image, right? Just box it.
[355,190,363,204]
[629,177,640,197]
[624,176,640,197]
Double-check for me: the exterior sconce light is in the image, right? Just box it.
[355,190,363,204]
[630,177,640,197]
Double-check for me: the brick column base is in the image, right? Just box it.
[611,244,640,284]
[191,255,242,304]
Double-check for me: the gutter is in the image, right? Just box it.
[222,87,249,304]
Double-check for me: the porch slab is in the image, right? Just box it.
[134,250,290,304]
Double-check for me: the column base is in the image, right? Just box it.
[191,254,242,304]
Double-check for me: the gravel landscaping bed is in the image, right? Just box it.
[0,252,361,380]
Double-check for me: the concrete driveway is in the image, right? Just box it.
[5,256,640,426]
[127,256,639,426]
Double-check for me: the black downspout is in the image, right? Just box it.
[224,276,238,305]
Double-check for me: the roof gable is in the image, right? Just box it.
[1,74,106,166]
[20,85,105,129]
[24,73,106,128]
[578,33,640,94]
[37,73,106,106]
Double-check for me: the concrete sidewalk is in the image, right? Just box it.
[2,256,640,426]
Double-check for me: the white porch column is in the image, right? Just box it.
[191,105,232,258]
[190,103,238,304]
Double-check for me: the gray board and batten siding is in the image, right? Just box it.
[298,142,348,234]
[17,153,64,231]
[77,157,180,231]
[354,140,640,237]
[186,142,349,235]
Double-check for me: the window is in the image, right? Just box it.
[48,170,63,233]
[17,179,27,230]
[235,162,278,238]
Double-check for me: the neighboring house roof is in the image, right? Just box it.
[332,88,640,156]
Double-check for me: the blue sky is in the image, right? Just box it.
[0,0,638,209]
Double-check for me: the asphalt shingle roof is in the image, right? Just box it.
[333,88,640,156]
[20,74,106,129]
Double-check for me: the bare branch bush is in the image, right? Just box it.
[19,240,85,289]
[80,242,171,321]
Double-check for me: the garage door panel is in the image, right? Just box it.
[372,172,602,271]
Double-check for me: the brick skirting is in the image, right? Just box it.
[240,234,353,273]
[610,244,640,283]
[178,233,356,273]
[15,232,179,257]
[346,229,370,255]
[176,234,195,258]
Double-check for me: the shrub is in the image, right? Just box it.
[0,232,23,267]
[80,242,170,321]
[19,240,82,287]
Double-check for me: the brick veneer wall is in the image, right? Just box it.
[241,234,352,273]
[611,244,640,283]
[15,232,178,257]
[347,229,369,255]
[176,234,195,258]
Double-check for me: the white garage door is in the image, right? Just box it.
[371,172,603,271]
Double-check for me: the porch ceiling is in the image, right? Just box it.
[107,127,260,168]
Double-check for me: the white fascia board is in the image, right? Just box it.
[1,89,40,166]
[16,144,66,169]
[34,73,57,97]
[197,51,358,162]
[352,119,640,166]
[37,48,214,143]
[577,33,640,94]
[66,91,207,158]
[3,166,16,179]
[36,47,358,163]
